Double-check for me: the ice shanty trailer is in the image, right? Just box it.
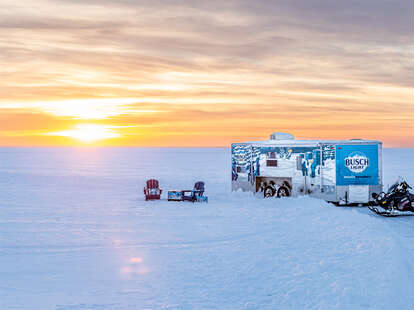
[231,133,383,204]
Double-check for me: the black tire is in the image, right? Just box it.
[277,186,290,198]
[283,181,292,190]
[264,186,276,198]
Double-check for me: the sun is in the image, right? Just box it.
[48,124,121,143]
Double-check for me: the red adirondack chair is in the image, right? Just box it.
[144,179,162,200]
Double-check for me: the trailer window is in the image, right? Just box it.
[266,160,278,167]
[267,152,276,159]
[296,156,302,170]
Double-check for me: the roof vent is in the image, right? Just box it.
[270,132,294,140]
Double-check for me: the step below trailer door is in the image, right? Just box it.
[348,185,369,203]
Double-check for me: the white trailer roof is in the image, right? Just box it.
[236,132,381,147]
[241,139,382,147]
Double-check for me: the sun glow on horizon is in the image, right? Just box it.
[37,98,141,119]
[47,124,121,143]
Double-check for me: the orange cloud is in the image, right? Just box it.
[1,0,414,147]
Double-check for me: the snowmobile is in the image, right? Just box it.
[368,179,414,217]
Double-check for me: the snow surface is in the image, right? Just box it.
[1,147,414,310]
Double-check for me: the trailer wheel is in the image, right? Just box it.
[277,186,290,198]
[264,186,276,198]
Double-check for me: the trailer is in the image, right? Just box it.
[231,132,382,204]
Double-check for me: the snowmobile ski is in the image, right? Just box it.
[368,206,414,217]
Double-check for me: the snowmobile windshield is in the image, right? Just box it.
[388,182,400,193]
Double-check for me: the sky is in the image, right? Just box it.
[0,0,413,147]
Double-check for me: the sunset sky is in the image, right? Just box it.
[1,0,413,147]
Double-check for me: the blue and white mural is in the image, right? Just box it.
[232,144,337,195]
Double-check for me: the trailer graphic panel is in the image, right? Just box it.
[336,145,378,185]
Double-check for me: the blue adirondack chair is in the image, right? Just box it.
[182,181,208,203]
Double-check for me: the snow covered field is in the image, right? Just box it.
[1,147,414,310]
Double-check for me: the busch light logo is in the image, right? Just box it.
[345,152,369,173]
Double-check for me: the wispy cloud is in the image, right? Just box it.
[0,0,413,146]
